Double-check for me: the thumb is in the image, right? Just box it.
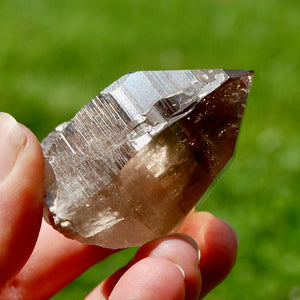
[0,113,44,286]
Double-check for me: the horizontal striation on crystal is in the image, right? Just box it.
[42,69,254,248]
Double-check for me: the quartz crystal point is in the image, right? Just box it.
[42,69,253,249]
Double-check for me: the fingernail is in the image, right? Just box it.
[0,113,26,183]
[173,233,201,264]
[149,233,201,268]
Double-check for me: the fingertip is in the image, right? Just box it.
[109,257,185,300]
[133,233,202,300]
[0,118,44,286]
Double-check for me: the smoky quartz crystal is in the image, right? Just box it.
[42,69,253,249]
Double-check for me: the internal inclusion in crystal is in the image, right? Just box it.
[42,69,253,249]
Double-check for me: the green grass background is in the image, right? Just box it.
[1,0,299,299]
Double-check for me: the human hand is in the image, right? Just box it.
[0,112,238,300]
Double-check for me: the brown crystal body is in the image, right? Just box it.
[42,69,253,248]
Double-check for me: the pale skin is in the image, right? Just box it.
[0,113,238,299]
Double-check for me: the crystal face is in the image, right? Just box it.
[42,69,253,249]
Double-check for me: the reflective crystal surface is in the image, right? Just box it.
[42,69,253,249]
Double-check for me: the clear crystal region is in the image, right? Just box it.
[42,69,253,249]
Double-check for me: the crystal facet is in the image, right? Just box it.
[42,69,253,249]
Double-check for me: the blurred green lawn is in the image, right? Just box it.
[1,0,299,299]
